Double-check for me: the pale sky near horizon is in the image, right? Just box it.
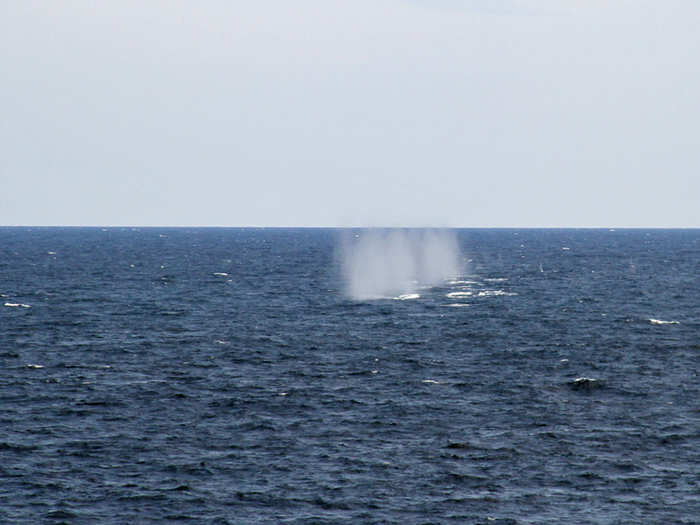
[2,1,699,227]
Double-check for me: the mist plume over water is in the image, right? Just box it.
[340,229,461,300]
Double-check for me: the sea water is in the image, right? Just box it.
[1,228,698,523]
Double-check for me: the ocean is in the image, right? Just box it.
[1,227,698,524]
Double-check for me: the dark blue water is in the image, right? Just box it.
[1,228,698,524]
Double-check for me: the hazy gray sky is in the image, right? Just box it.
[2,1,699,227]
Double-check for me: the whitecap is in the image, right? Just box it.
[477,290,517,297]
[47,251,56,255]
[215,340,229,345]
[448,280,479,285]
[4,302,31,308]
[395,293,420,300]
[26,364,44,369]
[483,278,508,282]
[446,291,472,298]
[649,319,680,325]
[213,272,229,277]
[444,303,470,307]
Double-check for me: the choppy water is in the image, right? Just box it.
[1,228,698,524]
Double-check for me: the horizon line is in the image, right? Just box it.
[1,225,698,230]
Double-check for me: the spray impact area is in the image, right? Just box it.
[339,229,462,300]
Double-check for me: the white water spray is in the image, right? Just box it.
[339,229,461,300]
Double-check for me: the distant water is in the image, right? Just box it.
[1,227,698,524]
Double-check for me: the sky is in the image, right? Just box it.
[2,0,699,227]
